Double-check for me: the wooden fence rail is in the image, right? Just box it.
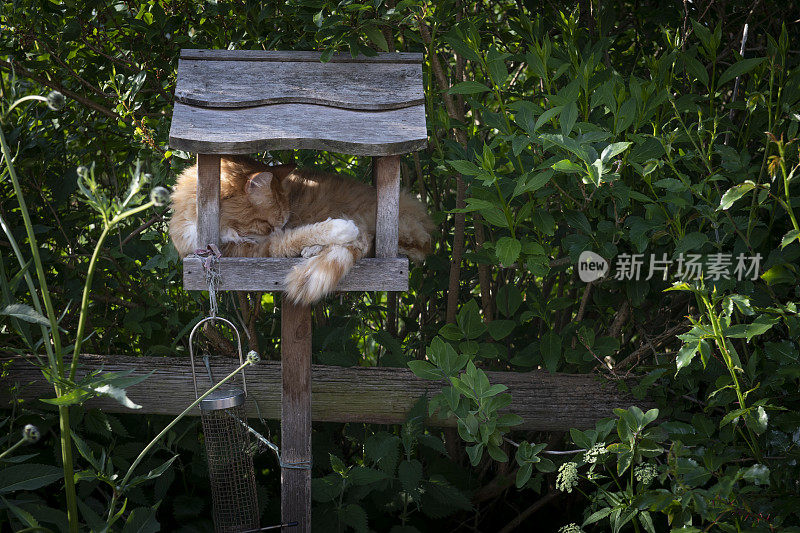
[1,355,644,431]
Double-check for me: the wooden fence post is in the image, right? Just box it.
[281,300,312,532]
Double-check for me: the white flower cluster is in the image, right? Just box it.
[558,524,584,533]
[634,463,658,486]
[582,442,606,464]
[556,461,579,493]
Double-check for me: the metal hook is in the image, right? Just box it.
[188,316,247,400]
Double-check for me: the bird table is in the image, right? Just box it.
[168,49,428,532]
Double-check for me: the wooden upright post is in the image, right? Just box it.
[374,155,401,258]
[196,154,221,248]
[281,300,312,532]
[374,155,401,334]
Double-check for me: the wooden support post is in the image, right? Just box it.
[374,155,401,258]
[196,153,221,248]
[374,156,401,335]
[281,300,312,533]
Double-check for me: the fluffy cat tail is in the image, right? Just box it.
[284,245,356,305]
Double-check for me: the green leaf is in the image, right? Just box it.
[364,24,389,51]
[540,133,589,162]
[0,303,50,326]
[496,285,522,317]
[349,466,389,485]
[676,342,699,373]
[601,142,632,163]
[480,206,509,228]
[638,511,657,533]
[583,507,613,527]
[339,503,368,533]
[448,160,481,175]
[746,405,768,435]
[122,507,159,533]
[684,56,709,87]
[513,169,553,197]
[408,360,441,380]
[0,464,63,493]
[495,237,521,266]
[717,57,765,87]
[726,315,778,340]
[533,209,556,235]
[515,463,533,488]
[560,101,578,136]
[675,232,708,255]
[781,229,800,249]
[534,105,564,132]
[690,19,716,56]
[552,159,583,173]
[448,81,491,95]
[0,496,39,528]
[312,474,341,503]
[487,320,515,340]
[438,323,463,341]
[487,443,508,462]
[540,331,561,372]
[718,181,755,210]
[457,300,486,339]
[398,459,423,492]
[563,210,592,235]
[570,428,592,450]
[443,35,481,62]
[465,443,483,466]
[312,9,324,27]
[617,450,633,476]
[535,457,556,472]
[742,464,770,486]
[320,49,334,63]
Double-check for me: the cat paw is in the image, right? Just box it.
[325,219,359,244]
[301,244,323,258]
[222,228,255,244]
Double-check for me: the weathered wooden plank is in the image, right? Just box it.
[175,59,423,111]
[196,154,220,248]
[183,257,409,292]
[281,302,312,532]
[374,156,401,258]
[180,49,423,63]
[1,355,647,431]
[168,102,427,156]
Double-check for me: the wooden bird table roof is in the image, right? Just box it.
[168,49,428,157]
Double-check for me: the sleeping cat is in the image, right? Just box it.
[170,156,434,304]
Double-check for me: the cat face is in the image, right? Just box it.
[244,171,290,230]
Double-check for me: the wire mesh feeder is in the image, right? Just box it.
[190,316,259,533]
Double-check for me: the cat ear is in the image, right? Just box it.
[247,171,273,194]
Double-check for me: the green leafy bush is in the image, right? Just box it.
[2,1,800,531]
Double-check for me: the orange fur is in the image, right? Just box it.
[169,155,434,304]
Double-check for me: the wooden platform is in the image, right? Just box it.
[2,355,644,431]
[182,257,409,292]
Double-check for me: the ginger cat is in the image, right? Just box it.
[170,156,434,304]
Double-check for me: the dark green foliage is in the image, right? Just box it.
[3,0,800,531]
